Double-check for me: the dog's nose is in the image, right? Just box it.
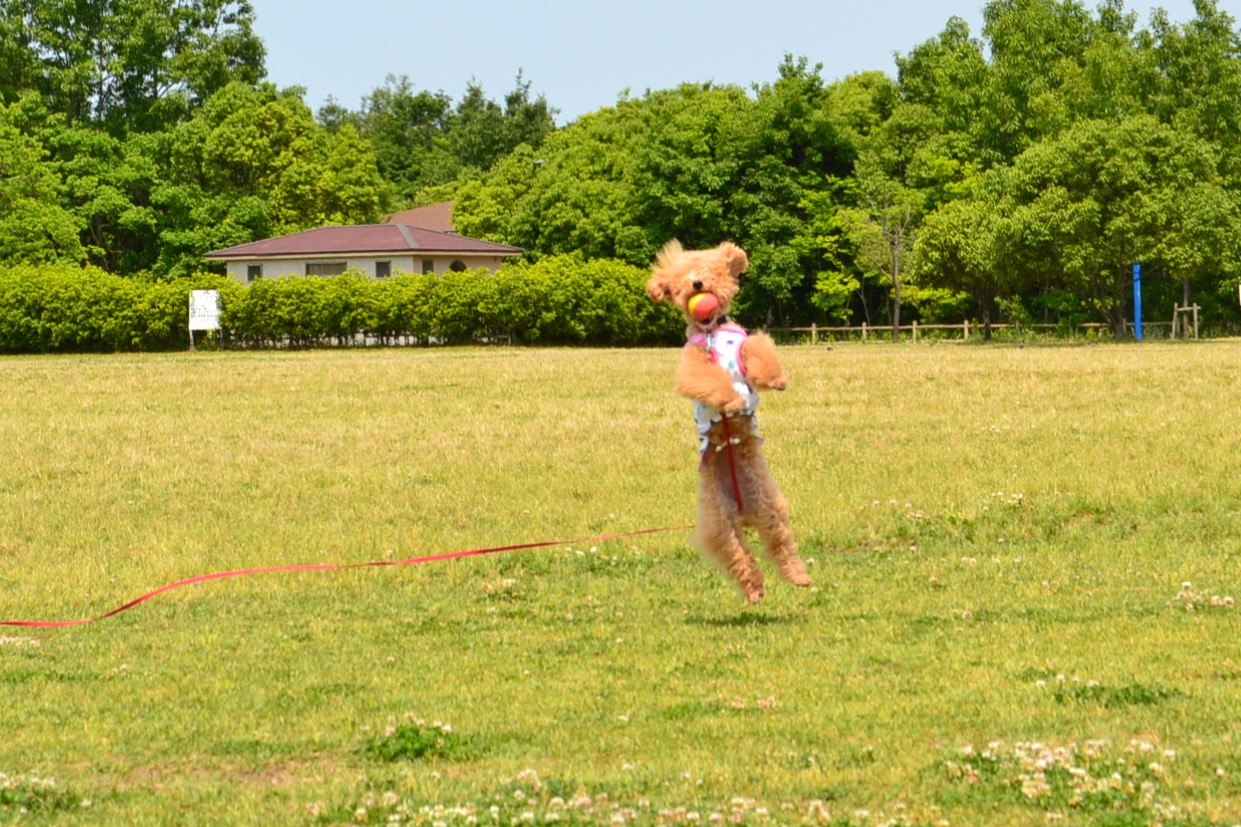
[692,280,703,291]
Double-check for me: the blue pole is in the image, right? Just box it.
[1133,263,1143,341]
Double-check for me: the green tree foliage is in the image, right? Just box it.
[0,102,84,264]
[344,74,457,200]
[335,72,557,204]
[919,116,1241,333]
[1146,0,1241,181]
[0,0,265,135]
[451,72,557,173]
[903,0,1241,332]
[7,0,1241,338]
[999,116,1239,332]
[456,59,858,325]
[836,158,925,341]
[149,82,388,276]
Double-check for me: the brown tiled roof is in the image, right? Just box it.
[387,201,454,232]
[205,224,522,259]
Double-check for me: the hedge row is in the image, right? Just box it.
[0,255,686,353]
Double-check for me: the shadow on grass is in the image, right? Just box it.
[685,611,803,628]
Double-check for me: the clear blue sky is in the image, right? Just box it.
[251,0,1228,125]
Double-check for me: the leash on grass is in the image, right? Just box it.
[1,524,693,629]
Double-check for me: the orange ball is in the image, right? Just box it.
[688,292,719,322]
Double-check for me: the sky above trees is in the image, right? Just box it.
[250,0,1214,124]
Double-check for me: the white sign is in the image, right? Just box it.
[189,290,221,331]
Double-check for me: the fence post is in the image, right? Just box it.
[963,319,971,340]
[811,323,817,346]
[862,322,868,341]
[912,320,919,342]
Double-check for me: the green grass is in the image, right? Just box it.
[1,342,1240,826]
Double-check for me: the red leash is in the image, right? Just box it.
[1,525,691,629]
[719,414,745,512]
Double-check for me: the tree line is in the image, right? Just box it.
[3,0,1241,338]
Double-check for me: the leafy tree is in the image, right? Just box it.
[455,60,863,326]
[149,82,389,275]
[42,124,164,273]
[895,16,989,156]
[0,0,265,134]
[729,56,855,323]
[914,187,1010,332]
[338,72,556,204]
[0,101,84,263]
[350,74,456,201]
[1146,0,1241,181]
[983,116,1239,333]
[450,72,556,174]
[837,156,925,340]
[455,91,651,263]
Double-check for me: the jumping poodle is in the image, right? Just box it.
[647,240,810,604]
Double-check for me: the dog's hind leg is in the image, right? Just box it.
[697,470,765,603]
[754,489,810,588]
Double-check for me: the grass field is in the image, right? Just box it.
[2,342,1240,827]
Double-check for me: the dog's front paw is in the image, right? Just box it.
[767,375,789,391]
[721,394,746,414]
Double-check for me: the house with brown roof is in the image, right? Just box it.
[386,201,454,233]
[205,224,522,284]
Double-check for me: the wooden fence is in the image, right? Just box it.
[771,319,1187,343]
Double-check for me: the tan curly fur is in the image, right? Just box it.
[648,240,809,604]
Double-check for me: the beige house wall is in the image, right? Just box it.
[220,254,512,284]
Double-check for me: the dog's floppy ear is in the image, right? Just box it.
[648,239,684,303]
[655,239,684,269]
[717,241,748,279]
[646,272,671,303]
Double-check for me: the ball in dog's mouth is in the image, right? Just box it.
[688,292,719,322]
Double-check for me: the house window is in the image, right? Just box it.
[421,259,435,274]
[375,260,391,279]
[246,264,262,282]
[306,261,347,276]
[449,260,467,272]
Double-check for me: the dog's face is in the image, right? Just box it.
[646,240,749,333]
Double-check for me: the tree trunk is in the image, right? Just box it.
[891,275,902,343]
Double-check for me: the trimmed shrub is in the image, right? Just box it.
[0,266,237,352]
[0,257,684,353]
